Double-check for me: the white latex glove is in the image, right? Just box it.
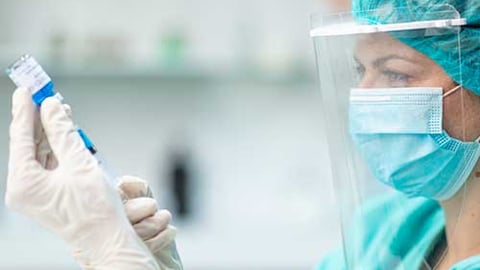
[118,176,183,270]
[6,88,160,270]
[34,103,70,169]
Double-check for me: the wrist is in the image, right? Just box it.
[144,226,183,270]
[70,223,159,270]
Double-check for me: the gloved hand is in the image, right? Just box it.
[34,103,70,169]
[5,88,160,270]
[118,176,183,270]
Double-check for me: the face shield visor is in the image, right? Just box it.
[311,5,480,269]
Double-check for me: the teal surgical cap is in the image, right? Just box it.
[352,0,480,95]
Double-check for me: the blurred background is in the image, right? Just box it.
[0,0,349,269]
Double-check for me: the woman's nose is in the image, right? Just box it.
[357,72,388,88]
[357,73,380,88]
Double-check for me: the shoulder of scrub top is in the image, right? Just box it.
[315,192,443,270]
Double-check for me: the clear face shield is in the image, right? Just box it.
[311,5,480,269]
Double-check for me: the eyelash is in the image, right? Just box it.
[382,70,411,83]
[354,62,412,85]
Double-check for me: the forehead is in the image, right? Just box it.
[354,33,427,63]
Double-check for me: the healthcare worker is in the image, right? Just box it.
[311,0,480,269]
[5,88,183,269]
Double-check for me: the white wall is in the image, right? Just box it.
[0,0,323,71]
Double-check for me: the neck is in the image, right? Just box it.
[438,163,480,267]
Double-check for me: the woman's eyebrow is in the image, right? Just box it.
[353,54,418,68]
[372,55,418,68]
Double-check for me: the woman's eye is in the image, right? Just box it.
[355,64,365,79]
[382,70,410,83]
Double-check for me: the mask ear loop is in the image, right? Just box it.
[443,85,462,98]
[442,85,478,143]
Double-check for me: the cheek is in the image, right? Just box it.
[463,91,480,141]
[443,93,465,139]
[443,90,480,141]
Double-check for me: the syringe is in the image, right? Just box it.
[5,54,117,184]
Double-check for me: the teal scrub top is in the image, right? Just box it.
[316,194,480,270]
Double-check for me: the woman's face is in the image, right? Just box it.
[354,33,480,142]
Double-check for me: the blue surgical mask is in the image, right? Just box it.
[349,86,480,200]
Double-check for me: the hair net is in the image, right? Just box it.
[352,0,480,95]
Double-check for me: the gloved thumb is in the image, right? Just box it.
[7,88,45,211]
[40,97,89,163]
[117,175,154,200]
[9,87,38,165]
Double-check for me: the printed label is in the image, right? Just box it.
[8,57,51,94]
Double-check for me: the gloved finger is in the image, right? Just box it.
[33,105,50,167]
[33,107,43,145]
[9,88,42,170]
[124,197,158,224]
[40,97,90,163]
[35,104,71,168]
[144,225,178,254]
[117,175,154,200]
[133,210,171,241]
[36,135,52,168]
[35,103,70,167]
